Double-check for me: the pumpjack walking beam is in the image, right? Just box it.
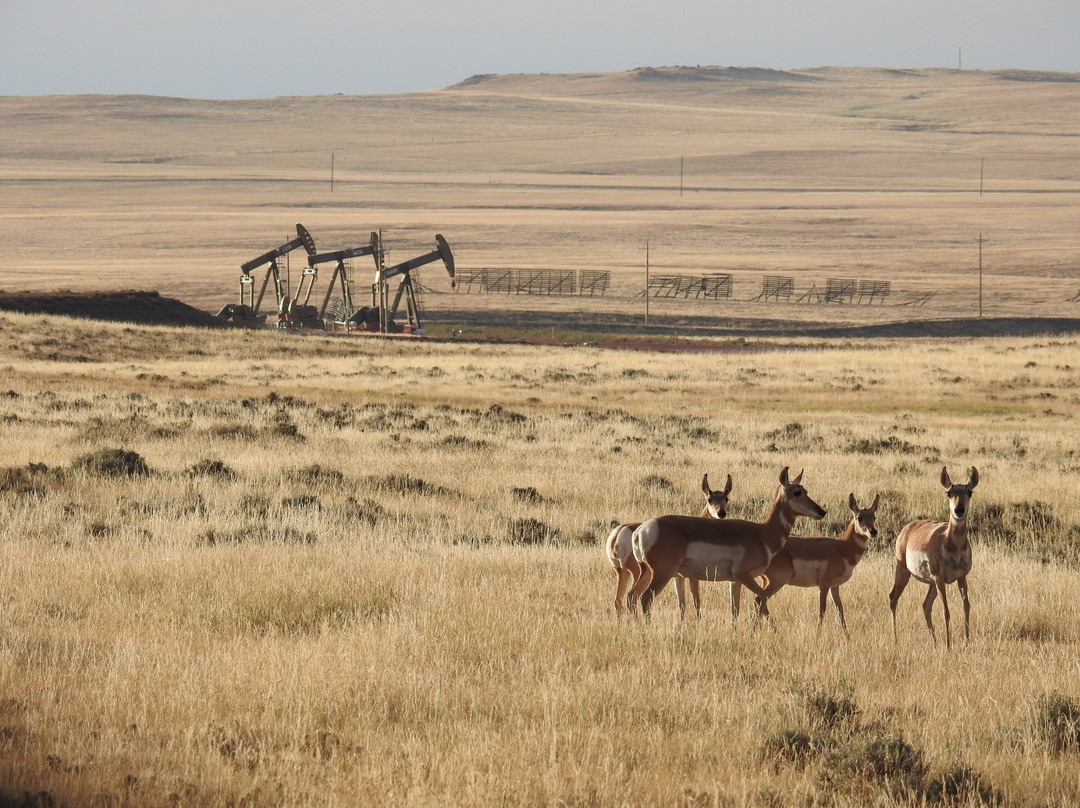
[239,223,318,315]
[376,234,455,333]
[305,232,382,319]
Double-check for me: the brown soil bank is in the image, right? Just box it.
[0,290,229,328]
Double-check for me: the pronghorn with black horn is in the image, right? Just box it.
[631,467,826,622]
[754,493,880,632]
[889,466,978,649]
[605,473,731,617]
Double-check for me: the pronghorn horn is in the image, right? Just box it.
[723,473,732,495]
[967,467,979,490]
[701,473,711,496]
[791,468,804,485]
[848,493,859,514]
[940,466,952,489]
[779,466,790,485]
[870,493,880,511]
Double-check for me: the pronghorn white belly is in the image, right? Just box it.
[905,548,935,583]
[606,525,635,568]
[906,546,971,584]
[790,557,853,588]
[679,541,746,581]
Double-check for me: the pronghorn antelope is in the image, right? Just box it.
[631,467,826,621]
[889,466,978,649]
[754,493,879,632]
[605,473,731,617]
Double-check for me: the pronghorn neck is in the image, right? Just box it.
[945,514,969,550]
[761,488,797,552]
[839,520,869,561]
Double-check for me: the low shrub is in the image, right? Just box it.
[71,448,150,478]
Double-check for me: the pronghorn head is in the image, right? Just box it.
[941,466,978,521]
[848,492,880,540]
[701,472,733,519]
[778,466,827,521]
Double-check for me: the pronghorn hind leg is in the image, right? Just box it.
[830,587,848,635]
[614,568,632,617]
[817,587,829,627]
[626,559,652,615]
[957,575,971,644]
[888,560,912,642]
[921,583,939,645]
[640,570,674,622]
[729,582,741,622]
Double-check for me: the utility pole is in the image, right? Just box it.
[978,233,984,318]
[330,152,335,193]
[644,239,650,325]
[680,156,684,196]
[979,157,984,196]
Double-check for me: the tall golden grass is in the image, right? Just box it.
[1,312,1079,806]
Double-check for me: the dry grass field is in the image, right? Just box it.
[1,314,1080,806]
[2,67,1080,806]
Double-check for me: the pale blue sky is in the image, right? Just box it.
[2,0,1078,98]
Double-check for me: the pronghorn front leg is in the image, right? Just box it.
[921,583,939,645]
[736,575,772,624]
[688,578,702,617]
[729,582,741,622]
[957,575,971,644]
[936,577,953,649]
[830,587,848,634]
[674,577,689,620]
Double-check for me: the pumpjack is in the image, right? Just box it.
[299,232,382,328]
[349,234,455,335]
[217,223,317,324]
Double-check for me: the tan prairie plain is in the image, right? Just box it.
[2,67,1080,808]
[2,66,1080,329]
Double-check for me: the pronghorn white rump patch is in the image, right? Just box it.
[606,525,635,568]
[631,519,660,563]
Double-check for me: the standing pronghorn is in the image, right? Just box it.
[605,473,731,617]
[889,466,978,649]
[754,493,880,632]
[632,467,826,621]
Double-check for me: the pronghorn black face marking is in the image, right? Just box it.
[701,472,733,519]
[850,492,880,539]
[941,466,978,521]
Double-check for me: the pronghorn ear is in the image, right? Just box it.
[701,473,711,496]
[967,467,979,490]
[870,493,880,511]
[791,468,804,485]
[723,473,732,495]
[779,466,790,485]
[940,466,952,489]
[848,493,858,514]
